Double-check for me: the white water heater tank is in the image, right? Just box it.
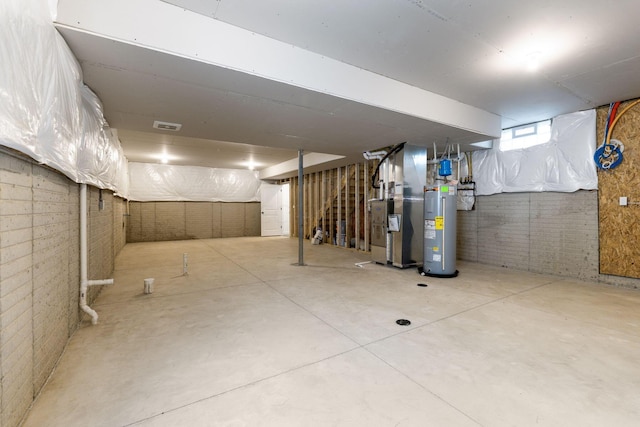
[423,184,458,277]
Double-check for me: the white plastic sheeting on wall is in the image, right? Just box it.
[0,0,129,196]
[128,162,261,202]
[473,110,597,196]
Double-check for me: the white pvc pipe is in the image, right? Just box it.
[457,144,461,180]
[183,253,188,275]
[79,184,114,325]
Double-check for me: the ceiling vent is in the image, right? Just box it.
[153,120,182,131]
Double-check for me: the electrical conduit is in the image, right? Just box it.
[605,99,640,145]
[79,184,114,325]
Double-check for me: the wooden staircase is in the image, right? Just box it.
[289,161,376,251]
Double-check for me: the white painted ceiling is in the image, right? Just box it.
[54,0,640,177]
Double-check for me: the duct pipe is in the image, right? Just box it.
[379,160,385,200]
[384,156,393,263]
[79,184,114,325]
[384,157,391,200]
[363,149,388,199]
[363,150,387,161]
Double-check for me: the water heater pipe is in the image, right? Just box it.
[370,142,405,190]
[79,184,114,325]
[457,144,461,180]
[364,149,388,199]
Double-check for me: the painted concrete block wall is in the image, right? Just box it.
[0,153,34,427]
[67,185,80,338]
[156,202,186,240]
[0,150,124,427]
[113,195,127,259]
[528,192,599,280]
[31,167,75,394]
[127,202,261,242]
[457,190,600,281]
[457,206,478,262]
[139,202,156,241]
[478,193,531,271]
[220,203,245,237]
[244,203,261,236]
[88,188,115,283]
[185,202,213,239]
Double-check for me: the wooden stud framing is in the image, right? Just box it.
[287,162,373,253]
[321,170,326,240]
[329,169,335,246]
[313,172,321,236]
[345,164,350,248]
[337,166,342,247]
[355,163,360,251]
[291,177,297,237]
[305,173,309,238]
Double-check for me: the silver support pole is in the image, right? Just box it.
[297,149,305,266]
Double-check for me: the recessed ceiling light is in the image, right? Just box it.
[242,160,259,170]
[153,120,182,131]
[157,151,172,164]
[525,51,543,72]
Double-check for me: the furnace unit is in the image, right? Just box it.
[367,143,427,268]
[370,200,393,264]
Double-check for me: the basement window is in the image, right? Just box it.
[499,119,551,151]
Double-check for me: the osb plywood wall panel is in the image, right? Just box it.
[597,99,640,278]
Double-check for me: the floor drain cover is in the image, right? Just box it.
[417,283,428,287]
[396,319,411,326]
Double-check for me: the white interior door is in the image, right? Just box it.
[261,183,282,236]
[281,183,290,236]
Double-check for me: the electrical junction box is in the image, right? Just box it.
[620,196,628,206]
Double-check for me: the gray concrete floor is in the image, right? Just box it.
[23,237,640,426]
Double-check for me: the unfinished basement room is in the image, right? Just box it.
[2,0,640,426]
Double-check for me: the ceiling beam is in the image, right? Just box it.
[260,153,345,180]
[55,0,501,140]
